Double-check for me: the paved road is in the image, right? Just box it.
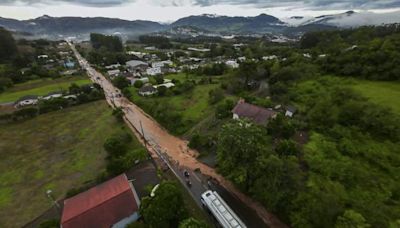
[69,41,287,228]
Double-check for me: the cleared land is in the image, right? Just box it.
[0,76,90,103]
[352,80,400,115]
[0,100,142,227]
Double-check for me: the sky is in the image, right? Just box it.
[0,0,400,22]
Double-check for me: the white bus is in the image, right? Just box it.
[201,190,247,228]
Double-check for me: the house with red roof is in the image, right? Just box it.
[232,99,277,125]
[61,174,140,228]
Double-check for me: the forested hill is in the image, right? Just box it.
[0,27,18,62]
[300,24,400,80]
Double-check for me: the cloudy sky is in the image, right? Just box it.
[0,0,399,22]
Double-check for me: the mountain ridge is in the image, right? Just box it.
[1,11,399,39]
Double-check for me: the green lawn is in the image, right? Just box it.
[0,101,142,227]
[0,76,91,103]
[352,80,400,115]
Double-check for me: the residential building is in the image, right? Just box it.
[144,46,156,50]
[64,60,76,69]
[127,51,146,59]
[188,47,210,52]
[105,63,121,70]
[138,85,157,96]
[232,99,277,125]
[107,69,121,77]
[38,55,49,59]
[126,60,149,73]
[146,67,162,76]
[225,60,239,68]
[285,106,297,118]
[237,56,246,62]
[262,55,278,61]
[42,91,63,100]
[61,174,140,228]
[15,95,39,108]
[153,82,175,89]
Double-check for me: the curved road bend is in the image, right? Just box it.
[69,41,288,228]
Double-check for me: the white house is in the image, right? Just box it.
[152,62,164,68]
[127,51,146,59]
[285,106,297,118]
[162,60,173,66]
[262,55,278,61]
[237,56,246,62]
[188,47,210,52]
[105,63,121,70]
[225,60,239,69]
[146,67,162,76]
[38,55,49,59]
[15,95,39,108]
[153,82,175,89]
[42,92,63,100]
[144,46,156,50]
[107,69,120,77]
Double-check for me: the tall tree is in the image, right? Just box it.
[140,181,188,228]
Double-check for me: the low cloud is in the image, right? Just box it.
[155,0,400,10]
[329,10,400,27]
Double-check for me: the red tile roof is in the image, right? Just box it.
[232,101,277,125]
[61,174,138,228]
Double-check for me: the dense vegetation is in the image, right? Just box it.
[138,35,173,49]
[213,25,400,227]
[0,27,18,62]
[301,24,400,80]
[90,33,123,52]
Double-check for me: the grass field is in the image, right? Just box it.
[0,76,91,103]
[352,80,400,115]
[130,82,221,134]
[0,101,142,227]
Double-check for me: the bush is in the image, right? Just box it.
[157,86,167,96]
[38,98,69,114]
[112,107,124,121]
[122,87,132,98]
[154,75,164,84]
[112,76,130,90]
[208,88,225,104]
[216,99,235,119]
[275,139,299,157]
[134,80,143,88]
